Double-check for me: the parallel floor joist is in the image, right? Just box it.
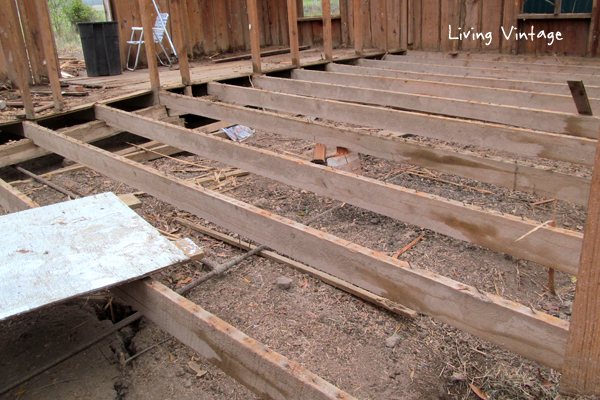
[307,66,600,116]
[0,177,39,212]
[96,102,583,275]
[358,58,600,87]
[348,61,600,99]
[254,75,600,139]
[385,54,600,75]
[404,51,600,67]
[112,279,354,400]
[0,105,170,169]
[22,122,571,371]
[206,83,597,166]
[160,91,590,206]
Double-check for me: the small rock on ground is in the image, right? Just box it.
[275,277,292,290]
[385,334,401,348]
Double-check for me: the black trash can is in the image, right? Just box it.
[77,22,122,77]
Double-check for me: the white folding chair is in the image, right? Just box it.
[126,13,174,71]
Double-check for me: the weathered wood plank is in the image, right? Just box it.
[561,127,600,395]
[170,0,191,89]
[17,0,46,84]
[163,89,590,206]
[287,0,300,65]
[323,0,333,61]
[385,54,600,75]
[420,0,439,50]
[113,279,355,400]
[358,58,600,87]
[207,82,597,166]
[325,64,599,114]
[344,60,600,101]
[248,0,262,73]
[139,0,160,92]
[35,0,64,110]
[0,177,39,213]
[23,122,571,371]
[130,95,585,274]
[354,0,363,54]
[267,73,600,138]
[0,105,169,169]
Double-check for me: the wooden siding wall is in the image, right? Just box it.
[410,0,597,56]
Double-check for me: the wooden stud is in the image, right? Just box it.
[354,0,363,54]
[169,0,191,93]
[287,0,300,66]
[35,0,64,110]
[568,80,594,116]
[103,0,113,20]
[22,121,572,371]
[139,0,160,96]
[312,143,327,164]
[322,0,333,61]
[0,0,34,119]
[0,177,39,213]
[17,0,46,85]
[247,0,262,74]
[97,101,585,276]
[561,123,600,395]
[587,0,598,56]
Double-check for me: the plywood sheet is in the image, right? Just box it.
[0,192,189,320]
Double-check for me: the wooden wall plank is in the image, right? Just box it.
[268,0,282,45]
[332,18,342,46]
[481,0,503,51]
[277,0,289,45]
[420,0,439,50]
[23,121,571,372]
[200,0,218,54]
[517,19,589,56]
[440,0,458,51]
[370,0,384,48]
[260,0,272,45]
[399,0,408,49]
[312,19,324,45]
[460,0,481,51]
[412,0,422,48]
[213,0,232,52]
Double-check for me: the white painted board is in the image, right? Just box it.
[0,192,189,320]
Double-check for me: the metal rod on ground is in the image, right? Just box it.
[0,243,265,395]
[13,166,81,199]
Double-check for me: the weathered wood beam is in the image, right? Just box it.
[385,54,600,75]
[286,0,300,67]
[348,61,600,99]
[95,103,584,275]
[357,59,600,87]
[158,90,590,206]
[0,177,39,213]
[112,279,355,399]
[139,0,160,94]
[354,0,363,55]
[169,0,191,94]
[311,66,600,117]
[22,122,571,371]
[254,75,600,139]
[0,0,35,118]
[0,105,168,169]
[35,0,64,110]
[561,125,600,395]
[206,82,596,166]
[247,0,262,74]
[322,0,333,61]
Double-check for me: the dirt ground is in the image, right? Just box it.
[0,94,597,398]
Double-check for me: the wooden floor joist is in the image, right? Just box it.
[0,105,170,169]
[302,66,600,116]
[384,54,600,75]
[348,61,600,99]
[95,103,583,275]
[0,177,39,212]
[253,75,600,138]
[358,58,600,87]
[112,279,355,400]
[157,90,590,206]
[22,122,570,371]
[206,83,597,166]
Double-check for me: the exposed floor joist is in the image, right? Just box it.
[22,121,570,371]
[253,75,600,138]
[96,102,583,275]
[348,61,600,98]
[0,177,39,212]
[206,82,596,166]
[112,279,356,400]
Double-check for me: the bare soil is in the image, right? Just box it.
[0,109,597,400]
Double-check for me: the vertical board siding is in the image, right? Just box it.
[421,0,440,50]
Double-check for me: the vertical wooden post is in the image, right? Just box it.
[287,0,300,67]
[103,0,113,20]
[0,0,35,119]
[17,0,46,85]
[587,0,598,56]
[170,0,192,94]
[139,0,161,97]
[323,0,333,61]
[36,0,63,110]
[561,128,600,395]
[247,0,262,74]
[354,0,363,55]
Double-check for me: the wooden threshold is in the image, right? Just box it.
[22,122,570,371]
